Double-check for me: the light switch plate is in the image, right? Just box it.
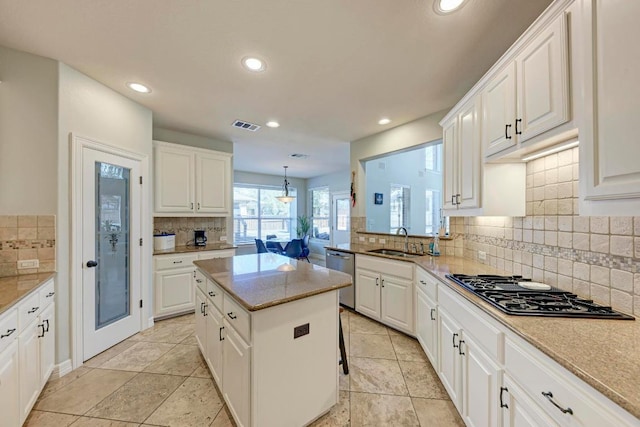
[219,236,227,241]
[368,237,376,243]
[359,236,365,242]
[18,259,39,269]
[478,251,487,261]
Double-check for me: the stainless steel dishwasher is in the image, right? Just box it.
[325,249,355,309]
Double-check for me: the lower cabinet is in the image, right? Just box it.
[205,302,223,386]
[415,287,438,365]
[437,308,464,410]
[222,320,250,427]
[462,333,502,427]
[18,318,41,422]
[194,288,207,353]
[0,341,20,427]
[501,374,559,427]
[355,255,414,334]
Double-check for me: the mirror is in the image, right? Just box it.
[364,140,445,236]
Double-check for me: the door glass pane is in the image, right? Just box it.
[336,198,350,231]
[95,162,130,329]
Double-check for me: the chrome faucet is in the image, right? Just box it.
[396,227,409,252]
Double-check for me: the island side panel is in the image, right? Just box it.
[251,290,339,427]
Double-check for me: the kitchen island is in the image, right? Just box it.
[193,253,352,427]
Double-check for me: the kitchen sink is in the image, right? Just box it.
[366,248,421,258]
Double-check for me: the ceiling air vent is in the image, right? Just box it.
[232,120,261,132]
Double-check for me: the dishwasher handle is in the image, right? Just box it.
[327,252,351,260]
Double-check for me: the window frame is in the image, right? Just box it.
[309,186,330,241]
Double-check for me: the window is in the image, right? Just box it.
[233,185,297,244]
[425,190,443,234]
[425,143,442,172]
[310,187,330,240]
[390,184,410,234]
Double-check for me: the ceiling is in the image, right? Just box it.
[0,0,552,179]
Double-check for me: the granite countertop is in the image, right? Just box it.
[194,253,352,312]
[153,243,237,256]
[326,243,640,419]
[0,273,56,316]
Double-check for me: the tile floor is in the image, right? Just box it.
[25,309,464,427]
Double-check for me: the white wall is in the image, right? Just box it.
[153,127,232,153]
[58,63,153,365]
[350,109,447,217]
[0,45,58,214]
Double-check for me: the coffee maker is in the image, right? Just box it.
[194,230,207,247]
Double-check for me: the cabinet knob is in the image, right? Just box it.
[86,260,98,268]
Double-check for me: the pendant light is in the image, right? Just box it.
[276,166,295,203]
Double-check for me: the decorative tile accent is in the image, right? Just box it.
[0,215,56,277]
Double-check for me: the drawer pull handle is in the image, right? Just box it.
[381,279,385,288]
[219,326,224,341]
[430,308,436,321]
[203,304,208,316]
[541,391,573,415]
[419,280,426,285]
[196,279,203,283]
[38,323,46,338]
[375,278,379,287]
[46,292,55,298]
[458,339,465,356]
[208,291,216,297]
[0,329,16,339]
[28,306,39,314]
[515,118,522,135]
[505,123,512,139]
[452,333,459,348]
[500,387,509,409]
[200,302,205,314]
[173,260,183,264]
[227,312,237,320]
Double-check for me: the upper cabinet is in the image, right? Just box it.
[154,141,232,216]
[482,13,570,158]
[577,0,640,216]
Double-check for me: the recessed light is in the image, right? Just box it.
[242,56,266,72]
[378,118,391,125]
[127,82,151,93]
[434,0,466,14]
[266,121,280,128]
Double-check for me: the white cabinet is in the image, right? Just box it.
[438,308,463,411]
[415,268,438,366]
[154,250,235,319]
[222,319,251,427]
[18,318,40,423]
[442,96,526,217]
[577,0,640,215]
[355,255,414,334]
[154,140,232,216]
[39,303,55,384]
[462,333,502,427]
[502,374,559,427]
[205,303,224,385]
[0,341,19,427]
[482,14,569,158]
[195,288,207,353]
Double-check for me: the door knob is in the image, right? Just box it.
[86,260,98,268]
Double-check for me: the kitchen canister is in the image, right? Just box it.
[153,233,176,251]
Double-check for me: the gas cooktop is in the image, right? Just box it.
[446,274,634,320]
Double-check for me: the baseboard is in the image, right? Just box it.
[147,316,155,329]
[52,359,73,378]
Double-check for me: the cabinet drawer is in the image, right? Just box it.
[356,255,413,280]
[223,295,250,343]
[198,249,235,260]
[206,279,223,312]
[0,309,18,353]
[154,254,198,271]
[416,267,438,301]
[194,269,207,293]
[18,292,41,330]
[39,279,55,308]
[439,285,503,360]
[505,338,631,427]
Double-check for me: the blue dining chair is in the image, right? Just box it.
[283,239,303,259]
[300,235,310,262]
[255,239,269,254]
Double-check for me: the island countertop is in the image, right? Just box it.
[194,253,352,312]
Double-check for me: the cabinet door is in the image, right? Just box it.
[482,62,516,157]
[154,146,194,213]
[442,116,458,211]
[516,14,569,143]
[195,152,231,214]
[194,288,207,354]
[19,319,41,423]
[502,375,559,427]
[457,97,481,210]
[581,0,640,207]
[461,334,501,427]
[39,303,55,386]
[381,275,413,334]
[154,268,196,317]
[223,322,250,427]
[438,309,462,412]
[355,269,381,320]
[205,306,223,385]
[0,341,20,427]
[416,287,438,366]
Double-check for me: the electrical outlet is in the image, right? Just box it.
[379,238,386,244]
[219,236,227,241]
[359,236,365,242]
[368,237,376,243]
[478,251,487,261]
[18,259,39,269]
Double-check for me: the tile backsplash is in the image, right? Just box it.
[0,215,56,277]
[154,217,227,246]
[459,147,640,316]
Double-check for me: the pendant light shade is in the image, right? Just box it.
[276,166,295,203]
